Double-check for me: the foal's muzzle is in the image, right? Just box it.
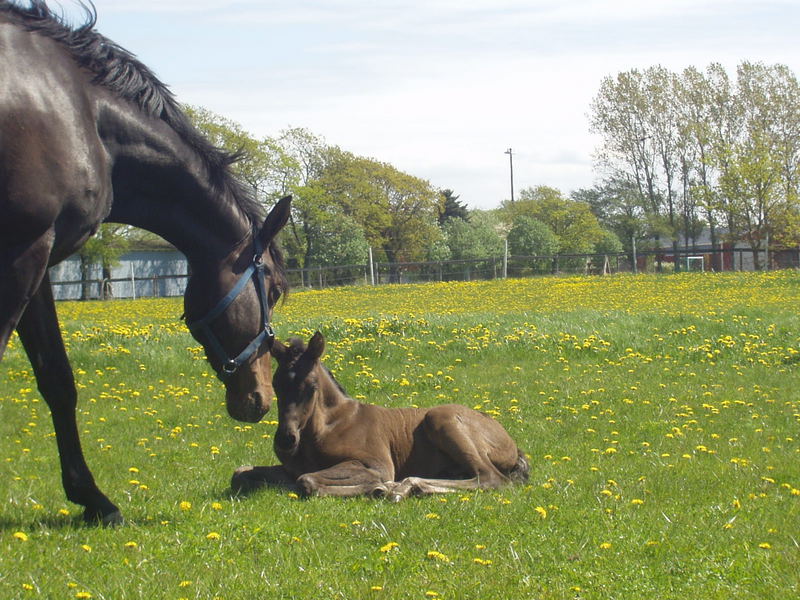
[275,428,299,455]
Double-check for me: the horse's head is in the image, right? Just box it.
[270,332,326,456]
[184,197,291,423]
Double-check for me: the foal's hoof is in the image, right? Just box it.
[370,485,389,499]
[231,466,261,494]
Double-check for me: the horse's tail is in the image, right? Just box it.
[508,449,530,483]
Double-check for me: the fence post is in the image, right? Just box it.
[130,263,136,300]
[369,247,375,285]
[503,239,508,279]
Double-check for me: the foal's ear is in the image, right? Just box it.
[270,338,290,362]
[305,331,325,362]
[258,195,292,245]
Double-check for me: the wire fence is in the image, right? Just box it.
[51,246,800,300]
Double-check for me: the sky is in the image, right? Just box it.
[60,0,800,209]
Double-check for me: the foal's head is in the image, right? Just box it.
[270,332,327,456]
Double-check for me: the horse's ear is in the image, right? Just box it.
[258,195,292,245]
[306,331,325,362]
[270,338,290,362]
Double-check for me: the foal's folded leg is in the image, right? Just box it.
[297,460,391,498]
[231,465,298,494]
[389,476,484,502]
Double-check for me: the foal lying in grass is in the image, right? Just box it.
[232,332,529,500]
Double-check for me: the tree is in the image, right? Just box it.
[442,217,503,261]
[506,216,559,257]
[438,189,469,225]
[591,62,800,270]
[714,132,784,269]
[79,224,130,300]
[503,186,605,254]
[302,149,442,280]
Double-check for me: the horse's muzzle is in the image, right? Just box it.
[226,390,271,423]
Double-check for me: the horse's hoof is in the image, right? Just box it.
[102,511,124,527]
[389,493,403,503]
[83,507,124,527]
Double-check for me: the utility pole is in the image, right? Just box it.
[504,148,515,202]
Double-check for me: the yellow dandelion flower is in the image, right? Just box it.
[370,586,383,591]
[124,541,138,549]
[81,544,92,552]
[206,532,221,540]
[22,583,34,591]
[13,531,29,542]
[631,498,645,505]
[758,542,772,550]
[211,502,223,510]
[424,513,440,519]
[287,492,299,499]
[535,506,547,519]
[599,542,612,550]
[379,542,399,553]
[179,581,192,587]
[179,501,192,511]
[426,550,450,562]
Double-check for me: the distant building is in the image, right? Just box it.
[49,249,188,300]
[650,228,799,271]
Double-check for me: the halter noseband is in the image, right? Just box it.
[186,230,275,378]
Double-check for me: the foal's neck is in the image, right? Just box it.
[317,366,357,411]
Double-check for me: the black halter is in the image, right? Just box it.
[186,230,275,378]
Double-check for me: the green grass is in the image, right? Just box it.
[1,273,799,599]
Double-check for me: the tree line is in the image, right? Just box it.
[81,61,799,292]
[588,61,800,270]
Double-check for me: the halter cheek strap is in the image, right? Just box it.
[186,231,275,378]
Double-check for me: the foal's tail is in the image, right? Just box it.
[508,449,530,483]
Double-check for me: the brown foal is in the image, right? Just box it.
[232,332,529,500]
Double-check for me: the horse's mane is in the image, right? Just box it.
[1,1,270,233]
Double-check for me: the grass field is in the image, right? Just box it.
[1,271,798,599]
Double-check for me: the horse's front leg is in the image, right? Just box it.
[16,277,121,525]
[297,460,392,498]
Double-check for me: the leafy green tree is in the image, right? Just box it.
[506,216,559,256]
[714,133,785,269]
[594,229,624,254]
[79,224,130,300]
[305,213,369,267]
[503,186,605,254]
[442,218,503,261]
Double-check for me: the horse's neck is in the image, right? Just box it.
[99,102,249,263]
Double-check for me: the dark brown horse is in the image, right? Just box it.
[0,1,291,524]
[232,333,529,500]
